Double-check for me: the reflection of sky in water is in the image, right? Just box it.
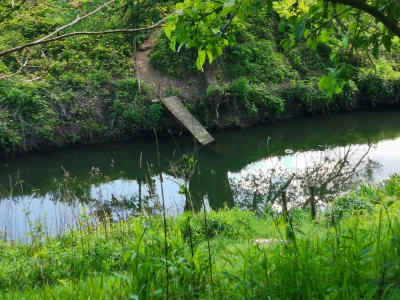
[0,175,204,240]
[0,194,82,242]
[229,139,400,182]
[90,176,186,213]
[2,138,400,240]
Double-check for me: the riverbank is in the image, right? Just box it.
[1,175,400,299]
[2,4,400,156]
[1,82,400,157]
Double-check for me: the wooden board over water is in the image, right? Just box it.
[161,96,215,146]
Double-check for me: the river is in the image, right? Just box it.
[1,110,400,240]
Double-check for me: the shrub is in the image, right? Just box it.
[113,79,147,130]
[385,173,400,198]
[247,84,285,118]
[225,35,293,83]
[0,110,22,153]
[357,74,395,106]
[292,80,331,114]
[336,80,359,111]
[149,103,164,128]
[180,207,257,240]
[329,194,375,222]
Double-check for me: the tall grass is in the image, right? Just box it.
[0,179,400,299]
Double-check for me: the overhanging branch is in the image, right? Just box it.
[329,0,400,37]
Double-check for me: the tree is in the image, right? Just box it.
[165,0,400,96]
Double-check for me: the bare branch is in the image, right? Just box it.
[24,76,42,83]
[36,0,115,43]
[0,59,27,79]
[0,12,180,58]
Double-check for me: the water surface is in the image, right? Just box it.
[1,110,400,239]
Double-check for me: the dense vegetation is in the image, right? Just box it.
[1,175,400,299]
[0,0,400,154]
[2,1,400,298]
[0,0,177,154]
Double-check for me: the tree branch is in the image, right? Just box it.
[329,0,400,37]
[36,0,115,43]
[0,12,180,58]
[0,59,27,79]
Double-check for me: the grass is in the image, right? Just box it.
[0,175,400,299]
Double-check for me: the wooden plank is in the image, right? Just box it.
[161,96,215,146]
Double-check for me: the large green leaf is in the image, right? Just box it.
[278,16,286,33]
[294,19,305,41]
[196,49,206,70]
[382,35,393,52]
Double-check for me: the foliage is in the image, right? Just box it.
[0,0,400,154]
[180,206,259,239]
[292,79,331,114]
[113,79,147,129]
[149,103,165,128]
[150,34,198,77]
[384,173,400,198]
[357,72,400,106]
[166,0,400,97]
[0,109,21,152]
[224,31,293,83]
[203,78,285,121]
[329,193,376,221]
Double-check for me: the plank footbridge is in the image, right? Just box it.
[161,96,215,146]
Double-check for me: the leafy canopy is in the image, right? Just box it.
[165,0,400,97]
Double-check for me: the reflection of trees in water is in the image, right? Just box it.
[66,164,163,222]
[230,145,381,213]
[0,163,165,222]
[1,144,382,219]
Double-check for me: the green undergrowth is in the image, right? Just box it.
[1,175,400,299]
[2,3,400,154]
[151,8,400,127]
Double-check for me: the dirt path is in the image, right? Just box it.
[136,31,206,101]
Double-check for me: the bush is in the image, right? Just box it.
[203,79,285,121]
[357,74,395,106]
[113,79,147,130]
[225,34,293,83]
[336,80,359,111]
[0,110,22,153]
[247,84,285,118]
[329,194,375,222]
[292,80,331,114]
[385,173,400,198]
[180,207,257,240]
[149,103,164,128]
[230,77,251,99]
